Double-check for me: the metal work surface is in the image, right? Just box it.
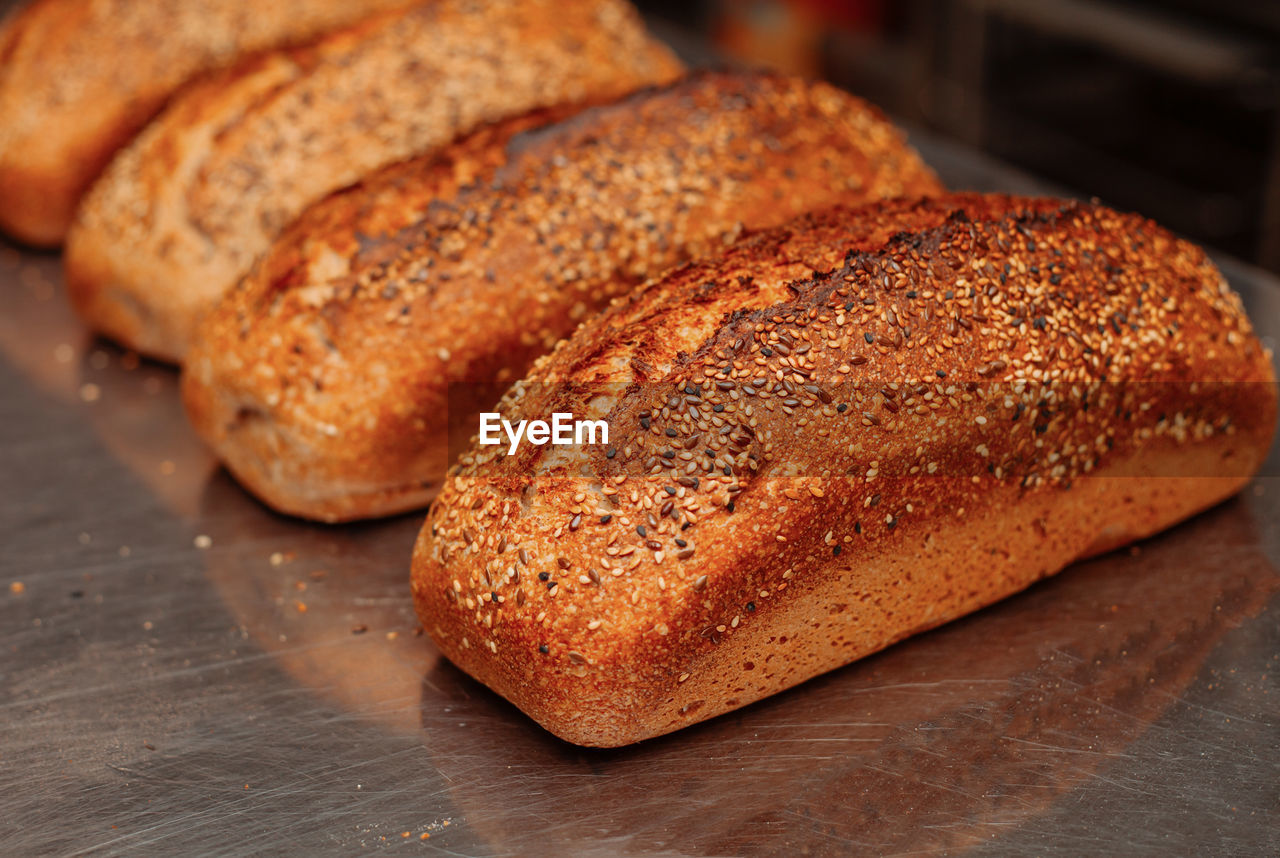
[1,136,1278,857]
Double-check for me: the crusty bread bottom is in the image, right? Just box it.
[181,372,510,522]
[414,435,1262,747]
[182,387,444,522]
[0,160,80,247]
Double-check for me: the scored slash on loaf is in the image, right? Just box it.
[63,0,684,362]
[181,70,943,523]
[0,0,420,246]
[410,194,1277,747]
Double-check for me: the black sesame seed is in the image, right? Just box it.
[606,447,617,459]
[832,545,842,556]
[538,644,549,654]
[864,332,874,344]
[637,525,647,537]
[746,602,756,612]
[538,571,550,581]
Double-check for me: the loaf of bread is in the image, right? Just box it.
[63,0,683,362]
[181,71,943,522]
[0,0,420,246]
[409,193,1278,747]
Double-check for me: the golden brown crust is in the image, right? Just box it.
[409,194,1278,747]
[64,0,684,361]
[181,71,943,521]
[0,0,418,245]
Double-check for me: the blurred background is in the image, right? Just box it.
[638,0,1280,275]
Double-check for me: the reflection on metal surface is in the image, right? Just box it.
[199,472,436,732]
[1,134,1278,855]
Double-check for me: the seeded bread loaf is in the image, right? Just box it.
[63,0,683,362]
[409,194,1278,747]
[0,0,419,246]
[181,71,943,522]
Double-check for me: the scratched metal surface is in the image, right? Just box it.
[1,124,1279,855]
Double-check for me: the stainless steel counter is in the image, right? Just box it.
[1,135,1277,857]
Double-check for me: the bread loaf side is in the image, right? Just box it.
[64,0,683,361]
[410,194,1278,746]
[182,71,943,521]
[0,0,418,245]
